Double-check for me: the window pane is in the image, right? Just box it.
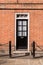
[23,32,27,36]
[17,14,20,18]
[17,14,28,18]
[18,21,22,25]
[18,32,22,36]
[23,21,27,25]
[18,26,22,31]
[23,26,27,31]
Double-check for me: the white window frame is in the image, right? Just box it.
[15,13,30,51]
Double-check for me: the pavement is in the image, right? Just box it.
[0,54,43,65]
[0,45,43,65]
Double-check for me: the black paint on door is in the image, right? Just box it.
[16,19,28,49]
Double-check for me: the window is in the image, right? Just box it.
[16,13,28,37]
[18,21,22,25]
[18,32,22,36]
[18,26,22,31]
[23,21,27,25]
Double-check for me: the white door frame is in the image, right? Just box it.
[15,13,30,51]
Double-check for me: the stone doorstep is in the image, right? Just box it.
[13,50,31,55]
[12,51,31,57]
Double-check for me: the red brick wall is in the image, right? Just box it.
[0,10,14,44]
[0,10,43,47]
[0,0,43,50]
[0,0,17,3]
[19,0,43,3]
[0,0,43,3]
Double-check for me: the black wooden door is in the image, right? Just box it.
[16,19,28,49]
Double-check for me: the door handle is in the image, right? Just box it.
[21,37,24,39]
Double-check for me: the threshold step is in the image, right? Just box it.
[13,51,30,54]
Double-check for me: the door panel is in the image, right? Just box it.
[16,19,28,49]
